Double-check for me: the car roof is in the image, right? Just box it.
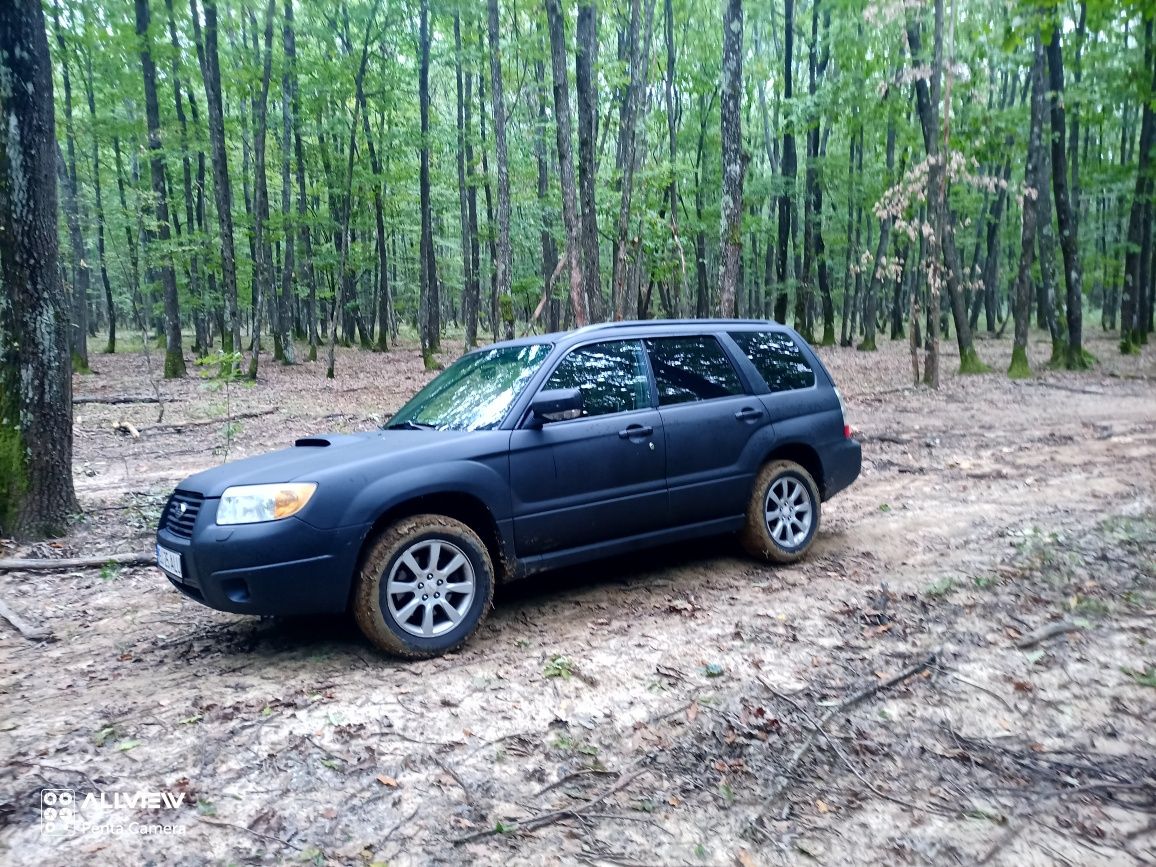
[477,318,794,352]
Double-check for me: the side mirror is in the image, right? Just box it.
[531,388,584,424]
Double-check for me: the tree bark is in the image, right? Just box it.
[463,23,481,349]
[1045,15,1087,369]
[191,0,242,361]
[534,46,560,332]
[278,0,299,363]
[545,0,589,327]
[419,0,441,364]
[718,0,744,318]
[244,0,276,380]
[79,44,115,354]
[1122,20,1155,353]
[576,3,602,321]
[1010,39,1046,378]
[136,0,186,378]
[487,0,514,340]
[774,0,797,324]
[0,0,80,537]
[454,12,476,346]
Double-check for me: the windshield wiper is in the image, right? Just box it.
[385,420,436,431]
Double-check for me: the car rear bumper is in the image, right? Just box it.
[155,501,367,616]
[821,438,862,500]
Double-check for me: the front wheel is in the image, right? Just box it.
[353,515,494,658]
[740,460,821,564]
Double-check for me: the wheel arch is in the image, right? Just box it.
[759,442,825,497]
[353,492,510,597]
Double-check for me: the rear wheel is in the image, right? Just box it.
[353,515,494,658]
[740,460,821,564]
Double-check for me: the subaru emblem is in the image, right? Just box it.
[179,502,187,514]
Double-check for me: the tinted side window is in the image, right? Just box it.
[729,331,816,392]
[645,336,744,406]
[544,340,650,417]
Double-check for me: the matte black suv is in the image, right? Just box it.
[156,320,860,657]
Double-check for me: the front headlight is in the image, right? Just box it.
[216,483,317,525]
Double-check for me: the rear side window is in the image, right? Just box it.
[645,336,744,405]
[729,331,816,392]
[544,340,651,417]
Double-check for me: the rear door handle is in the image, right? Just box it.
[618,424,654,439]
[734,407,764,422]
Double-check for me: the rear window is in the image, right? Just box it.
[729,331,815,392]
[645,336,744,405]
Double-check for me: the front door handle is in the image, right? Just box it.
[618,424,654,439]
[734,407,764,422]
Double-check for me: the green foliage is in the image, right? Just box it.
[1007,345,1031,379]
[543,655,575,679]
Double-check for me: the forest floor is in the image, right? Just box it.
[1,327,1154,867]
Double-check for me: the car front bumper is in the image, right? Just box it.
[155,498,368,616]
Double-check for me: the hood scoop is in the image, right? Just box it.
[294,437,332,447]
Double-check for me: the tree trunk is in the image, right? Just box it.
[136,0,186,378]
[277,0,298,363]
[244,0,276,379]
[774,0,797,324]
[1045,16,1087,369]
[486,0,513,340]
[576,3,602,320]
[718,0,744,318]
[1010,39,1046,379]
[454,12,475,348]
[546,0,589,327]
[907,8,983,374]
[191,0,241,361]
[463,23,481,349]
[478,31,499,340]
[0,0,80,537]
[419,0,441,364]
[1122,20,1155,354]
[80,46,115,354]
[50,1,90,371]
[534,47,559,331]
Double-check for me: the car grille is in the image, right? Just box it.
[163,490,204,539]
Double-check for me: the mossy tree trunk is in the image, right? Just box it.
[0,0,80,538]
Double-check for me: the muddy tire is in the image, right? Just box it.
[740,460,821,564]
[353,515,494,658]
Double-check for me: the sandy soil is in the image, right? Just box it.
[1,329,1154,867]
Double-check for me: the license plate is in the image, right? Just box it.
[156,544,183,579]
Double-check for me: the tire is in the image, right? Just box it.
[353,515,494,659]
[740,460,821,564]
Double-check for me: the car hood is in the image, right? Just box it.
[178,430,478,497]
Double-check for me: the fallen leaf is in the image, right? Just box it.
[376,775,398,787]
[736,849,757,867]
[687,702,699,723]
[815,798,831,813]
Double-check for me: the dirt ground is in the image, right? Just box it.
[1,328,1154,867]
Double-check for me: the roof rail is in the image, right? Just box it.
[570,318,775,335]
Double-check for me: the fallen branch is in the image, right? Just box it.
[74,395,164,405]
[0,595,52,641]
[1014,621,1082,650]
[453,764,647,845]
[140,408,277,434]
[762,652,937,803]
[0,551,155,573]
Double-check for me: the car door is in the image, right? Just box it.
[508,339,667,556]
[645,334,773,526]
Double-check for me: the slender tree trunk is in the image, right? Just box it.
[136,0,186,378]
[534,47,560,331]
[1122,20,1155,353]
[463,28,481,349]
[1045,15,1087,369]
[718,0,744,317]
[245,0,276,380]
[1010,40,1046,378]
[478,32,499,340]
[774,0,797,324]
[278,0,298,363]
[694,93,712,318]
[419,0,440,365]
[546,0,589,328]
[191,0,241,361]
[859,107,896,352]
[487,0,514,340]
[576,3,602,320]
[0,0,80,537]
[80,47,115,353]
[50,1,90,371]
[454,12,476,349]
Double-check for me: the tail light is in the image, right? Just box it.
[834,388,853,438]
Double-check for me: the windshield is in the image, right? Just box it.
[387,343,553,431]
